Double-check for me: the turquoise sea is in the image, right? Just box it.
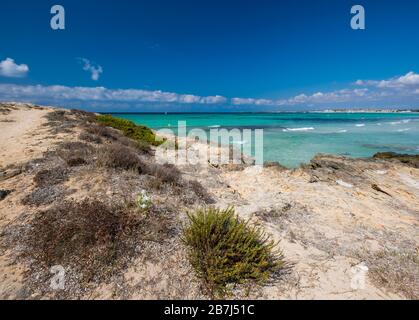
[114,113,419,168]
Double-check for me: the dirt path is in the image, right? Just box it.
[0,105,50,168]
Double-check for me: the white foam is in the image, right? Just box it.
[283,127,314,132]
[337,130,348,133]
[208,125,221,128]
[397,128,411,132]
[355,124,365,127]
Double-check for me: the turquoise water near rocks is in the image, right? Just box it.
[113,113,419,168]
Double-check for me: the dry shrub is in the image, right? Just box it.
[79,131,102,144]
[84,123,117,140]
[183,207,286,298]
[57,141,94,166]
[82,122,151,154]
[97,144,144,171]
[23,200,140,283]
[33,166,69,187]
[363,249,419,299]
[186,180,215,204]
[22,186,65,206]
[144,163,182,185]
[22,199,174,287]
[45,110,67,122]
[69,109,97,122]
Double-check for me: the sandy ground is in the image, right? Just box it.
[0,104,53,168]
[1,104,418,300]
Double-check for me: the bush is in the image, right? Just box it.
[84,123,117,140]
[97,144,144,171]
[144,162,182,185]
[33,166,69,187]
[183,207,285,298]
[187,180,215,204]
[22,186,65,206]
[57,141,94,166]
[79,131,103,144]
[96,114,161,146]
[22,199,146,283]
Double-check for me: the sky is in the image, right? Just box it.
[1,0,419,112]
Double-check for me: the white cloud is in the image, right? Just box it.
[0,58,29,78]
[79,58,103,81]
[231,72,419,107]
[0,83,227,106]
[355,71,419,89]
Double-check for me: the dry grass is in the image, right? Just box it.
[362,249,419,299]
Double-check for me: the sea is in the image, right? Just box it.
[113,112,419,168]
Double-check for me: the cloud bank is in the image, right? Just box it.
[0,58,29,78]
[0,71,418,111]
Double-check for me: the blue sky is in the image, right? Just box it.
[1,0,419,112]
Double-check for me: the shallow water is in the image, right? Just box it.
[113,112,419,168]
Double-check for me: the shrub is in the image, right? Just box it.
[57,141,94,166]
[79,131,103,144]
[22,186,65,206]
[187,180,215,204]
[45,110,67,122]
[144,162,182,185]
[33,167,69,187]
[22,199,146,283]
[183,207,285,298]
[97,144,144,171]
[84,123,117,140]
[96,114,161,146]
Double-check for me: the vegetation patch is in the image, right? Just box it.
[79,131,103,144]
[33,166,69,187]
[362,249,419,299]
[19,199,174,294]
[96,114,161,146]
[144,162,182,185]
[22,186,66,206]
[97,143,145,171]
[182,207,286,298]
[57,141,94,166]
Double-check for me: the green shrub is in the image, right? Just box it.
[182,207,285,298]
[96,114,161,146]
